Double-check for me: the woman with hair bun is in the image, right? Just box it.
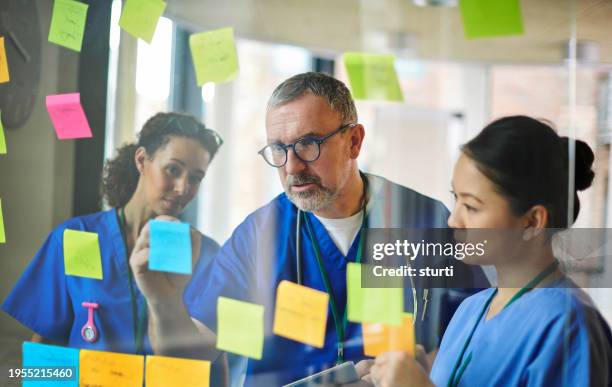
[3,112,223,357]
[368,116,612,387]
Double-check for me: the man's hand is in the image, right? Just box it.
[129,215,202,304]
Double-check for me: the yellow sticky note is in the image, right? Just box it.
[362,313,415,357]
[63,229,103,279]
[48,0,89,52]
[217,297,264,359]
[119,0,167,44]
[0,37,9,83]
[343,52,404,102]
[347,263,404,326]
[273,280,329,348]
[0,111,6,154]
[146,355,210,387]
[0,199,5,244]
[189,27,239,86]
[80,350,144,387]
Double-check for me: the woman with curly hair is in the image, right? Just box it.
[3,112,223,358]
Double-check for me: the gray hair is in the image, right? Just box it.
[267,72,358,123]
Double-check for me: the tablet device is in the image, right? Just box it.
[282,361,360,387]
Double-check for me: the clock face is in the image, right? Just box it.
[0,0,41,129]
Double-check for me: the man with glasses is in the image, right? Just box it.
[135,72,486,386]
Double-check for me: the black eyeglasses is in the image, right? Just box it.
[258,123,356,168]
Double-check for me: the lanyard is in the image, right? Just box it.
[302,204,367,365]
[117,208,147,354]
[447,260,559,387]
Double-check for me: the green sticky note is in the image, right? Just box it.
[347,263,404,326]
[189,27,239,86]
[119,0,167,44]
[459,0,524,39]
[0,199,5,244]
[48,0,89,52]
[216,297,264,359]
[343,52,404,102]
[63,229,103,279]
[0,111,6,155]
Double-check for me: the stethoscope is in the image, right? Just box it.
[293,175,429,363]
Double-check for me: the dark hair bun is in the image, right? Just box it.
[560,137,595,191]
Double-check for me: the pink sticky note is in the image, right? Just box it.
[46,93,92,139]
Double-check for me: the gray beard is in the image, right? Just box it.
[286,185,338,212]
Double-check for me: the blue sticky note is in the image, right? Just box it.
[149,220,192,274]
[22,341,79,387]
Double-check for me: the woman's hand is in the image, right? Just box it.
[370,352,434,387]
[129,215,202,304]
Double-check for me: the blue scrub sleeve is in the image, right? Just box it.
[2,228,74,343]
[183,218,256,332]
[522,304,611,386]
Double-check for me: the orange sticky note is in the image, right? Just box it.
[80,349,144,387]
[0,37,9,83]
[146,355,210,387]
[273,280,329,348]
[362,313,415,357]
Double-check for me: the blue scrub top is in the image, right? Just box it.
[184,173,488,386]
[430,280,612,386]
[2,208,220,355]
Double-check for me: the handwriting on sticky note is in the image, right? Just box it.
[119,0,167,44]
[362,314,415,357]
[48,0,89,52]
[189,27,239,86]
[23,342,79,387]
[459,0,524,39]
[63,229,102,279]
[0,36,9,83]
[149,220,192,275]
[217,297,264,359]
[0,199,5,244]
[273,280,329,348]
[46,93,92,139]
[0,111,5,155]
[80,350,144,387]
[343,52,403,102]
[146,355,210,387]
[347,263,404,326]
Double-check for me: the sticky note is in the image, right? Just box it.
[63,229,103,279]
[217,297,264,359]
[0,111,6,154]
[149,220,192,274]
[459,0,524,39]
[23,342,79,387]
[362,313,415,357]
[46,93,92,139]
[0,36,9,83]
[119,0,167,44]
[0,199,5,244]
[189,27,239,86]
[273,280,329,348]
[80,350,144,387]
[48,0,89,52]
[146,355,210,387]
[343,52,403,102]
[347,263,404,326]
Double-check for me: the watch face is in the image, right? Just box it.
[0,0,41,129]
[83,326,96,341]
